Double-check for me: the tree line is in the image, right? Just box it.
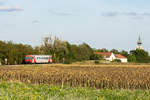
[0,41,36,65]
[0,35,150,65]
[95,48,150,63]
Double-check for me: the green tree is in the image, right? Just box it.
[90,54,103,60]
[95,48,108,52]
[78,43,93,60]
[0,40,35,65]
[130,49,149,63]
[120,50,129,57]
[110,49,119,54]
[127,54,136,62]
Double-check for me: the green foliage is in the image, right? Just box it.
[70,43,93,62]
[110,49,120,54]
[112,59,121,62]
[130,49,149,63]
[0,82,150,100]
[63,58,72,64]
[95,48,108,52]
[77,43,93,61]
[2,34,150,64]
[120,50,129,57]
[0,41,36,65]
[90,54,103,60]
[0,36,95,64]
[41,35,94,63]
[127,55,136,62]
[94,60,100,64]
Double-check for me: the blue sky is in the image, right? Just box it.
[0,0,150,52]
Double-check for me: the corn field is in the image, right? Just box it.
[0,64,150,89]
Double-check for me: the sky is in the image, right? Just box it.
[0,0,150,52]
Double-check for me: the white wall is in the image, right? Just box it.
[118,58,128,63]
[104,53,128,63]
[105,53,116,61]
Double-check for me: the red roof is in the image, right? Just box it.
[95,52,112,58]
[115,54,127,59]
[95,52,127,59]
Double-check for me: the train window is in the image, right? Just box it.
[35,56,51,60]
[25,57,33,60]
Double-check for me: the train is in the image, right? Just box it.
[24,55,52,64]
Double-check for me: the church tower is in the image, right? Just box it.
[136,35,143,50]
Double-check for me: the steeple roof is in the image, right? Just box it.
[136,35,143,50]
[137,35,142,44]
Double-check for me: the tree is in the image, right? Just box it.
[130,49,149,63]
[120,50,129,57]
[95,48,108,52]
[0,40,35,65]
[110,49,119,54]
[78,43,93,60]
[70,43,93,62]
[90,54,103,60]
[41,34,74,63]
[127,54,136,62]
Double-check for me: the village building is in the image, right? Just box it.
[95,52,115,61]
[115,54,128,63]
[137,35,143,50]
[95,52,128,63]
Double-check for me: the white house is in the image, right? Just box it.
[95,52,128,63]
[115,54,128,63]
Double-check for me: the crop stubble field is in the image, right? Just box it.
[0,64,150,89]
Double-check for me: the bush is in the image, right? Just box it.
[130,49,150,63]
[64,59,72,64]
[94,60,100,64]
[90,54,103,60]
[113,59,121,62]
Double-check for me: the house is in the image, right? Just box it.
[95,52,116,61]
[115,54,128,63]
[95,52,128,63]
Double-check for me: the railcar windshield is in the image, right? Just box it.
[25,57,33,60]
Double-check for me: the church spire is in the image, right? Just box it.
[137,35,143,50]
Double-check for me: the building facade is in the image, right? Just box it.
[95,52,128,63]
[137,35,143,50]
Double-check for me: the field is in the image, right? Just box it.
[0,82,150,100]
[0,64,150,99]
[1,64,150,89]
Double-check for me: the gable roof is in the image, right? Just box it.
[115,54,127,59]
[95,52,112,58]
[95,52,127,59]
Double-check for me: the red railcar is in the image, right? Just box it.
[24,55,52,64]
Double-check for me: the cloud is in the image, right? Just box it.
[124,12,150,17]
[0,6,23,12]
[124,12,138,16]
[49,10,72,16]
[102,12,118,17]
[102,11,150,17]
[32,20,39,24]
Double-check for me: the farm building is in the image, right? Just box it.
[115,54,128,63]
[95,52,128,63]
